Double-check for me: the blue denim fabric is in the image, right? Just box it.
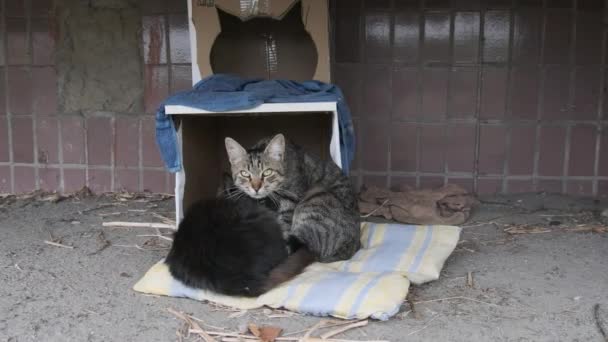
[155,74,355,174]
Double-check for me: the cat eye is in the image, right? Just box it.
[262,169,274,177]
[239,171,251,178]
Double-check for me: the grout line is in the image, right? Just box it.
[472,5,486,193]
[533,0,548,192]
[110,116,116,191]
[138,117,144,191]
[83,115,89,189]
[415,1,425,188]
[386,0,395,190]
[348,169,608,181]
[592,13,607,196]
[561,0,578,194]
[443,7,455,187]
[57,116,65,193]
[502,2,516,193]
[2,0,15,193]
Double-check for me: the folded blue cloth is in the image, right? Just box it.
[155,74,355,174]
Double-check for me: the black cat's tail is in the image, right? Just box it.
[262,238,315,293]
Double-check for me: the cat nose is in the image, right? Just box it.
[251,179,262,191]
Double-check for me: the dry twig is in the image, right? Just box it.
[102,221,174,229]
[44,240,74,249]
[320,320,368,339]
[413,296,498,307]
[594,304,608,342]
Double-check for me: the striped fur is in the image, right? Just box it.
[224,134,361,262]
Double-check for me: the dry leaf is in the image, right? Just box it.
[259,326,283,342]
[248,323,261,337]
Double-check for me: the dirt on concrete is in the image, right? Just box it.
[1,191,607,341]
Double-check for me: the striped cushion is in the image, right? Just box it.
[133,222,461,320]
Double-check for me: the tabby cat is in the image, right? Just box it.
[224,134,361,262]
[165,196,314,297]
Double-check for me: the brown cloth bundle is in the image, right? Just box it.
[359,184,478,225]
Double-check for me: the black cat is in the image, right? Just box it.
[210,1,317,80]
[165,196,314,297]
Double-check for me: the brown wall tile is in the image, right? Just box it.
[13,166,35,193]
[88,169,112,194]
[12,117,34,163]
[423,12,450,62]
[573,66,600,120]
[32,67,58,115]
[477,178,502,194]
[453,12,480,64]
[0,68,5,116]
[63,168,86,193]
[362,65,391,119]
[508,180,534,193]
[392,67,418,120]
[142,118,164,168]
[39,167,60,191]
[478,125,507,174]
[390,123,417,171]
[509,126,536,175]
[361,121,389,171]
[142,15,168,65]
[36,116,59,164]
[598,181,608,198]
[538,180,562,193]
[483,11,510,63]
[115,117,139,168]
[171,65,192,93]
[600,128,608,176]
[144,65,169,114]
[575,12,602,65]
[390,176,416,191]
[510,66,539,120]
[420,176,444,189]
[0,166,11,193]
[446,124,475,172]
[7,18,28,65]
[419,125,444,172]
[449,67,478,118]
[544,9,572,64]
[115,169,140,192]
[32,17,56,66]
[538,126,566,176]
[86,117,112,166]
[393,12,420,63]
[512,9,541,65]
[542,66,570,120]
[7,67,33,115]
[567,180,593,196]
[421,68,448,119]
[568,125,596,177]
[0,118,8,162]
[480,67,508,119]
[143,170,167,193]
[364,11,391,63]
[169,14,191,64]
[447,178,473,192]
[60,116,86,164]
[334,6,361,63]
[361,175,387,189]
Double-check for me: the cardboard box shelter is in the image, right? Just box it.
[167,0,344,224]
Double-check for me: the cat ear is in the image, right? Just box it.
[225,137,247,165]
[216,6,241,29]
[264,134,285,162]
[282,1,303,25]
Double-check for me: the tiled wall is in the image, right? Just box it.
[333,0,608,197]
[1,0,607,197]
[0,0,191,194]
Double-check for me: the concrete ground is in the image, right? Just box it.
[1,191,607,342]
